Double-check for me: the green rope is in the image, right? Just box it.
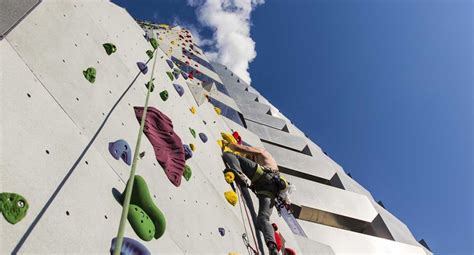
[113,40,159,255]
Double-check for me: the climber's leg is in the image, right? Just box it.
[222,152,257,181]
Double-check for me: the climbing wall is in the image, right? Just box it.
[0,1,299,254]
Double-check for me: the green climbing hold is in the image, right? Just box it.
[145,81,154,92]
[160,90,169,101]
[150,38,158,49]
[146,50,154,59]
[183,165,192,181]
[128,204,156,241]
[103,43,117,55]
[166,71,174,81]
[189,128,196,138]
[83,67,96,83]
[0,193,29,224]
[125,176,166,239]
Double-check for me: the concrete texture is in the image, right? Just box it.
[0,0,41,39]
[0,0,431,254]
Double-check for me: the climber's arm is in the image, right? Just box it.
[228,143,263,156]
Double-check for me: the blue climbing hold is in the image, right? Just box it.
[218,227,225,236]
[173,84,184,97]
[183,144,193,160]
[173,70,180,79]
[199,133,208,143]
[110,237,151,255]
[109,139,132,165]
[181,71,188,80]
[166,59,174,69]
[137,62,148,74]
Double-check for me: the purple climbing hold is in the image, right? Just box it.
[181,71,188,80]
[183,144,193,160]
[109,139,132,165]
[166,59,174,69]
[173,84,184,97]
[198,133,208,143]
[137,62,148,74]
[218,227,225,236]
[110,237,151,255]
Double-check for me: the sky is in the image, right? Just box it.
[113,0,473,253]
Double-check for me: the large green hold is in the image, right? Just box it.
[83,67,96,83]
[146,50,154,59]
[183,165,192,181]
[150,38,158,49]
[0,193,29,224]
[125,175,166,239]
[166,72,174,81]
[128,204,155,241]
[103,43,117,55]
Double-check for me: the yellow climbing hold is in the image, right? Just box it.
[214,107,222,115]
[171,40,176,45]
[228,253,239,255]
[221,132,238,145]
[224,191,238,206]
[224,172,235,184]
[190,106,196,114]
[190,143,196,151]
[158,24,170,29]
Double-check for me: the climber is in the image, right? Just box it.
[222,143,293,255]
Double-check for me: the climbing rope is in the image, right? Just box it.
[113,40,159,255]
[237,186,259,255]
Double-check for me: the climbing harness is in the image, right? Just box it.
[113,33,160,255]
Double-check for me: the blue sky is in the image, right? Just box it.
[113,0,473,253]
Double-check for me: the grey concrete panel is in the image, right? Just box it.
[246,121,309,152]
[284,175,378,223]
[0,0,41,39]
[294,235,335,255]
[298,220,429,254]
[211,62,249,91]
[236,99,272,116]
[262,142,335,181]
[244,111,288,131]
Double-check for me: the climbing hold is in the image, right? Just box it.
[218,227,225,236]
[150,38,158,49]
[134,107,186,187]
[183,144,193,160]
[0,193,28,224]
[221,132,238,145]
[125,175,167,239]
[232,131,242,145]
[224,191,238,206]
[189,128,196,138]
[166,59,174,69]
[214,107,222,115]
[189,143,196,151]
[181,71,188,80]
[166,72,174,81]
[284,248,296,255]
[159,90,169,101]
[146,50,154,59]
[109,139,132,165]
[189,106,196,114]
[224,171,235,184]
[139,151,146,159]
[83,67,96,83]
[198,133,208,143]
[272,223,283,251]
[128,204,156,241]
[145,81,155,92]
[173,84,184,97]
[173,69,180,79]
[110,237,151,255]
[103,43,117,55]
[183,165,192,181]
[137,62,148,74]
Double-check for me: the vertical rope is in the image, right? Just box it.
[113,39,159,255]
[238,186,259,255]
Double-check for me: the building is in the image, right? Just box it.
[1,1,431,254]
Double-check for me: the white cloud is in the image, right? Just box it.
[187,0,264,84]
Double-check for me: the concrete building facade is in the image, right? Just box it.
[1,1,431,254]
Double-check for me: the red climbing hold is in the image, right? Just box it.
[232,131,242,145]
[134,107,186,187]
[272,223,283,251]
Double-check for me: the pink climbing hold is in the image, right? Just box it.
[134,106,186,187]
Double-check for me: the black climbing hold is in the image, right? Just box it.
[137,62,148,74]
[108,139,132,165]
[102,43,117,55]
[139,151,146,159]
[145,81,155,92]
[146,50,154,59]
[160,90,169,101]
[218,227,225,236]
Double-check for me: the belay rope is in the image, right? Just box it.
[112,36,159,255]
[237,186,259,255]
